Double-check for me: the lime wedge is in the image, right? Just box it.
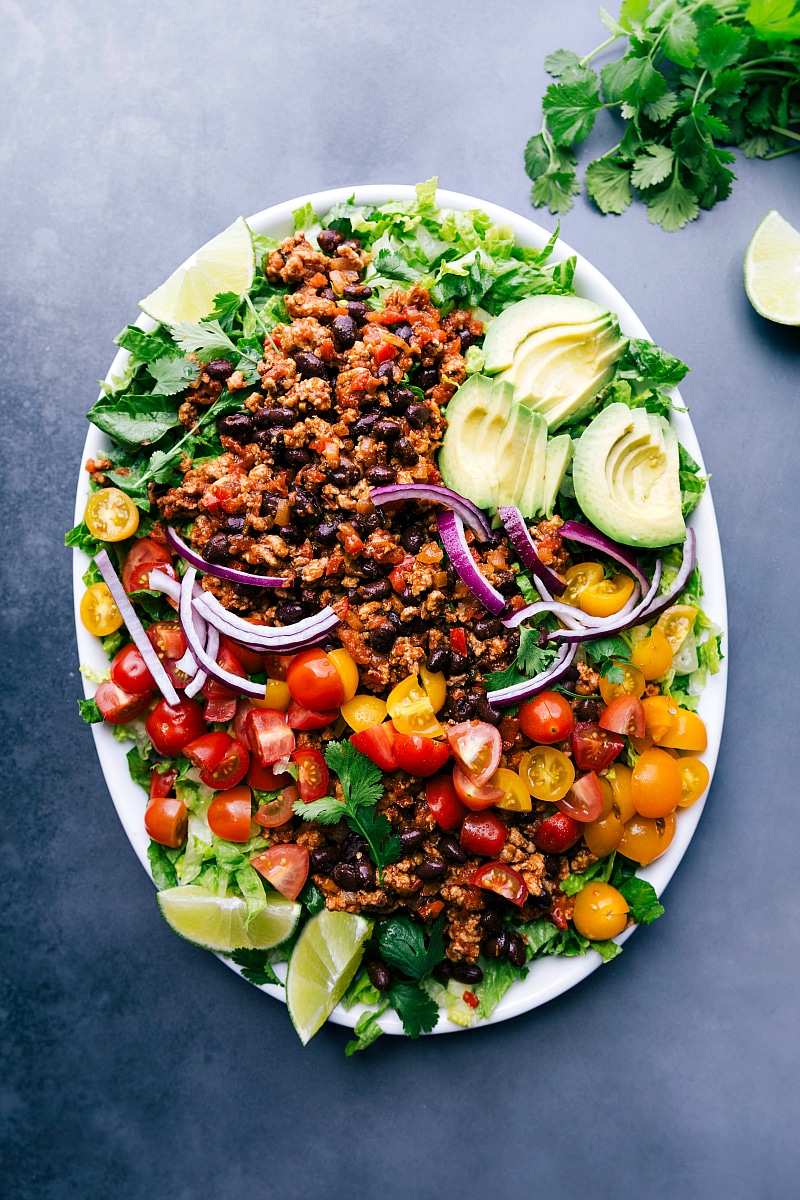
[138,216,255,325]
[286,910,372,1045]
[157,884,301,953]
[744,210,800,326]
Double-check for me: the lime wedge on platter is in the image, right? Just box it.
[744,209,800,327]
[138,214,255,325]
[157,884,301,953]
[286,911,372,1045]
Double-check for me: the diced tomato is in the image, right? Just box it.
[557,771,603,823]
[201,646,247,721]
[207,785,252,842]
[463,990,480,1010]
[549,894,570,931]
[110,644,156,695]
[95,680,152,725]
[460,812,508,857]
[533,812,582,854]
[121,538,173,594]
[292,748,330,803]
[146,697,207,756]
[199,738,249,790]
[571,721,625,772]
[253,786,298,828]
[452,766,505,811]
[372,341,397,366]
[202,478,242,516]
[183,731,231,772]
[149,766,177,800]
[287,700,339,730]
[426,774,468,831]
[146,621,190,690]
[234,700,255,744]
[599,696,646,738]
[145,795,188,848]
[251,844,309,901]
[392,733,451,778]
[350,721,398,771]
[248,759,292,791]
[472,861,527,907]
[245,708,295,766]
[203,694,238,724]
[446,721,502,786]
[388,555,416,594]
[449,628,468,657]
[286,649,346,710]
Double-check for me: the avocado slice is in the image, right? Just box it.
[542,434,574,518]
[510,319,627,430]
[573,402,685,547]
[494,384,539,508]
[439,374,501,510]
[484,295,610,373]
[517,411,548,519]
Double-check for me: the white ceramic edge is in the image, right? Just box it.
[72,184,728,1038]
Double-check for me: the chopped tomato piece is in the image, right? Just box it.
[372,341,397,366]
[95,680,152,725]
[245,708,295,766]
[472,861,527,907]
[388,555,416,594]
[149,767,177,800]
[121,537,172,593]
[251,844,309,901]
[449,627,467,657]
[292,748,330,803]
[248,759,293,791]
[557,771,604,823]
[350,721,398,771]
[425,774,468,831]
[145,796,187,848]
[287,700,338,730]
[201,645,247,720]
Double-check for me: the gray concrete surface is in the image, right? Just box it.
[1,2,798,1197]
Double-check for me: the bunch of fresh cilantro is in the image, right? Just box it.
[525,0,800,229]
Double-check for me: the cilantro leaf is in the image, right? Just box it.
[631,144,675,189]
[517,627,558,677]
[584,635,632,664]
[325,740,383,810]
[379,915,446,981]
[77,697,103,724]
[586,158,633,214]
[292,794,346,824]
[646,173,700,232]
[544,49,582,77]
[746,0,800,41]
[543,68,604,145]
[388,982,439,1038]
[230,948,283,987]
[171,319,241,361]
[147,356,200,396]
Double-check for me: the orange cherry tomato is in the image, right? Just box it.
[491,768,532,812]
[599,662,645,704]
[606,762,636,822]
[145,795,188,848]
[84,487,139,541]
[617,812,676,865]
[208,785,253,842]
[657,708,708,752]
[678,757,710,807]
[641,695,680,742]
[583,807,625,858]
[630,627,673,680]
[520,746,575,802]
[631,747,683,818]
[80,582,123,636]
[452,766,505,811]
[573,882,629,939]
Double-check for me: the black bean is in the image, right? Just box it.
[346,300,370,324]
[352,411,379,438]
[400,525,425,554]
[506,932,527,969]
[341,237,362,249]
[319,287,336,301]
[438,835,467,864]
[203,534,231,564]
[222,515,245,533]
[406,402,432,429]
[560,670,580,689]
[205,358,234,381]
[433,959,453,982]
[394,322,413,342]
[295,351,328,380]
[426,645,451,674]
[253,406,295,428]
[575,698,603,722]
[359,559,381,579]
[341,832,369,861]
[450,694,474,721]
[216,412,253,442]
[531,890,552,912]
[278,523,301,543]
[392,387,415,411]
[301,587,320,610]
[483,931,509,960]
[416,858,446,881]
[358,579,392,602]
[496,574,519,597]
[473,692,502,726]
[328,461,360,486]
[394,438,419,466]
[317,228,343,254]
[292,487,320,521]
[275,601,305,625]
[458,328,476,352]
[343,283,372,299]
[451,962,483,985]
[369,622,396,653]
[544,854,562,879]
[373,419,402,443]
[480,909,505,937]
[366,960,392,992]
[376,360,397,382]
[332,861,375,890]
[283,448,311,471]
[473,617,502,640]
[366,465,396,486]
[353,512,380,537]
[314,522,339,545]
[416,366,439,390]
[331,314,357,349]
[447,651,470,676]
[399,827,425,851]
[309,846,341,874]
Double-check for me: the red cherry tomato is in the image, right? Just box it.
[472,861,528,907]
[149,766,177,800]
[446,721,502,786]
[533,812,582,853]
[287,700,339,730]
[599,696,646,738]
[248,758,293,791]
[95,680,153,725]
[200,739,249,790]
[121,538,173,593]
[292,748,330,803]
[235,700,255,744]
[183,730,231,772]
[202,646,246,723]
[110,644,155,694]
[557,771,603,823]
[286,649,346,710]
[571,721,625,772]
[144,795,187,848]
[207,785,253,842]
[146,621,191,690]
[460,811,508,857]
[425,774,468,831]
[519,690,575,743]
[392,733,451,777]
[146,697,207,756]
[245,708,295,766]
[350,721,398,771]
[452,766,505,811]
[253,786,298,828]
[251,844,309,901]
[449,627,468,657]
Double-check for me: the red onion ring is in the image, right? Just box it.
[185,625,219,699]
[370,483,493,542]
[178,568,267,699]
[166,526,287,588]
[636,529,696,623]
[559,520,650,593]
[195,591,339,641]
[194,595,339,651]
[498,506,566,595]
[436,510,505,616]
[485,642,579,708]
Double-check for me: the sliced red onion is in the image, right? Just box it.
[194,595,338,651]
[178,568,267,699]
[370,483,493,542]
[503,600,594,632]
[498,506,566,595]
[95,550,180,706]
[635,528,696,623]
[185,625,218,699]
[559,520,650,593]
[550,561,663,643]
[147,569,182,604]
[485,643,579,708]
[196,591,338,641]
[436,510,505,616]
[166,526,286,588]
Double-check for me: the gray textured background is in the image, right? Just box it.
[2,2,799,1197]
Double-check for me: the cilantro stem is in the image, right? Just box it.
[764,144,800,159]
[770,125,800,144]
[579,33,621,67]
[243,292,280,355]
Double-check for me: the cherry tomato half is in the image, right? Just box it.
[460,812,508,857]
[452,766,505,811]
[393,733,451,778]
[472,861,527,907]
[183,731,231,772]
[95,680,152,725]
[84,487,139,541]
[253,786,298,828]
[573,882,629,939]
[599,661,646,705]
[350,721,398,771]
[491,768,532,812]
[80,583,123,637]
[642,695,680,742]
[599,696,646,738]
[425,774,468,831]
[678,757,710,807]
[630,627,673,681]
[617,812,676,865]
[201,646,246,720]
[251,844,309,901]
[146,621,190,691]
[292,748,330,803]
[630,747,682,818]
[579,573,635,618]
[146,697,207,756]
[121,537,173,593]
[657,708,707,753]
[557,771,603,823]
[248,758,293,791]
[144,795,187,848]
[571,721,624,772]
[207,785,252,842]
[327,648,359,702]
[518,690,575,744]
[110,643,155,694]
[386,675,443,738]
[287,700,339,730]
[246,708,295,766]
[286,649,346,710]
[149,766,177,800]
[200,739,249,790]
[520,746,575,803]
[446,721,502,786]
[534,812,582,853]
[340,694,388,732]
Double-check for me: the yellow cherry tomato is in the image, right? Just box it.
[251,678,291,710]
[80,582,124,636]
[520,746,575,803]
[386,674,443,738]
[491,767,532,812]
[84,487,140,541]
[617,811,676,865]
[657,708,708,753]
[599,661,646,705]
[606,762,636,823]
[419,664,446,713]
[678,757,710,807]
[560,562,604,607]
[583,809,625,857]
[573,882,630,940]
[631,747,683,818]
[340,694,388,732]
[631,627,673,680]
[327,648,359,702]
[579,573,636,618]
[656,604,698,653]
[642,695,680,742]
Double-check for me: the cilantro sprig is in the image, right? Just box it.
[485,626,558,693]
[526,0,800,229]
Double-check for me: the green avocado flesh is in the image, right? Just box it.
[572,403,685,547]
[439,375,572,519]
[483,295,628,430]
